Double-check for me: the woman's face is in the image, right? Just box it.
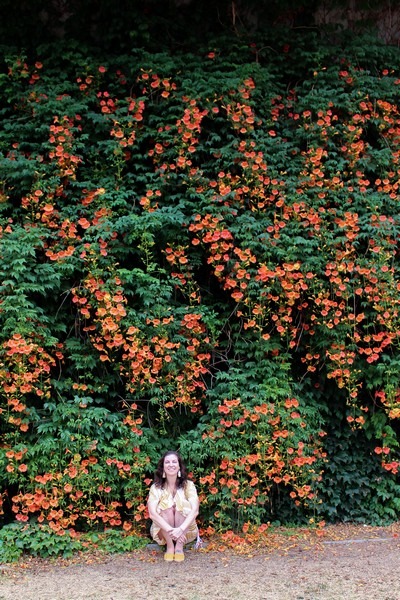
[163,453,180,476]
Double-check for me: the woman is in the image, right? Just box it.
[147,450,200,562]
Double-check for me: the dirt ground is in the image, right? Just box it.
[1,524,399,600]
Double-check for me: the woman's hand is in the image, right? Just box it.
[169,526,185,541]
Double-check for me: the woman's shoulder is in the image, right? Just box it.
[184,479,197,493]
[148,482,162,497]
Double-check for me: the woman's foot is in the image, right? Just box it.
[164,552,174,561]
[164,544,175,561]
[174,544,185,562]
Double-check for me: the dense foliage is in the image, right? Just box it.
[1,25,400,557]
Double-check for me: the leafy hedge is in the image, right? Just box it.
[0,29,400,552]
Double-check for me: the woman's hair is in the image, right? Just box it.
[153,450,188,488]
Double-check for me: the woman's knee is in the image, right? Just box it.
[174,510,185,527]
[159,507,175,524]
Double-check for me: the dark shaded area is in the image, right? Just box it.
[0,0,338,53]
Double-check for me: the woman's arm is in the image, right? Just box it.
[174,481,199,538]
[179,495,199,533]
[169,493,199,543]
[147,497,174,533]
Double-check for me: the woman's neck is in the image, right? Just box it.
[165,475,177,490]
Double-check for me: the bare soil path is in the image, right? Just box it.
[1,524,399,600]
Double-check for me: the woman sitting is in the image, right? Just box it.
[147,450,200,562]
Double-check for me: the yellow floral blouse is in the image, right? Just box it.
[148,480,199,545]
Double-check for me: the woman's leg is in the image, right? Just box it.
[158,508,175,554]
[173,510,187,554]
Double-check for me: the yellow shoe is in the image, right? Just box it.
[174,552,185,562]
[164,552,174,561]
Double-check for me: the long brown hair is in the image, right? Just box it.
[153,451,188,488]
